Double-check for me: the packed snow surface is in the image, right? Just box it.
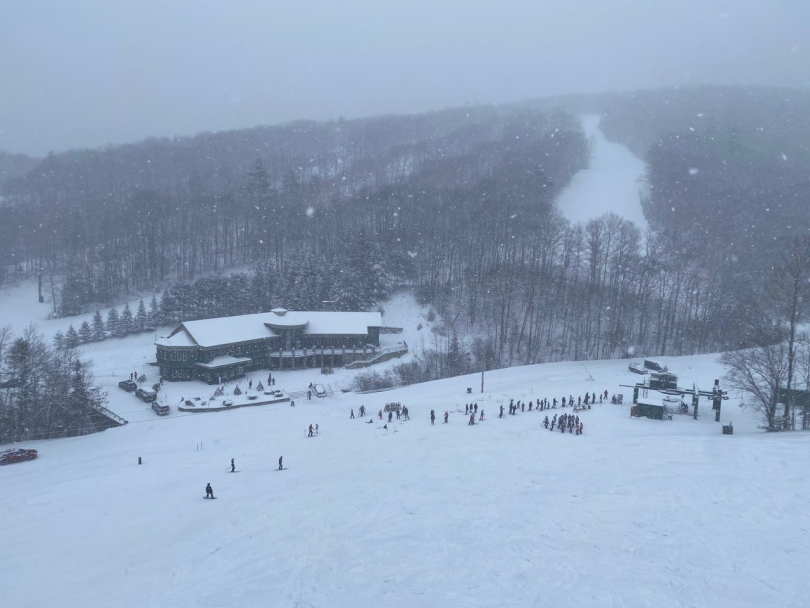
[556,114,649,230]
[2,286,808,607]
[3,346,809,607]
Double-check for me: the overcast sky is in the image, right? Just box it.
[1,0,808,156]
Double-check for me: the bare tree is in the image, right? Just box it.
[766,236,810,427]
[721,342,789,431]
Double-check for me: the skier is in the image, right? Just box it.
[543,415,549,429]
[230,458,235,473]
[474,404,478,414]
[521,402,525,412]
[308,424,314,437]
[315,424,319,435]
[465,404,469,415]
[444,411,449,423]
[404,407,410,420]
[205,483,214,499]
[562,397,566,407]
[430,410,435,425]
[138,456,142,465]
[528,401,533,412]
[249,379,253,390]
[388,411,393,423]
[499,404,504,418]
[278,456,283,470]
[379,410,383,420]
[479,410,484,421]
[553,398,557,408]
[468,413,475,426]
[351,409,355,419]
[360,405,366,417]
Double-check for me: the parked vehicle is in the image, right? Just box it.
[135,387,157,402]
[628,362,648,375]
[151,402,170,416]
[222,399,233,407]
[118,379,138,392]
[644,359,668,372]
[0,448,38,465]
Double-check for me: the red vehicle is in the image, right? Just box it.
[0,448,38,465]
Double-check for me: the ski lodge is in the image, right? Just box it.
[155,308,404,383]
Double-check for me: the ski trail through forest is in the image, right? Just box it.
[555,114,648,231]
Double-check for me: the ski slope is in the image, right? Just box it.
[3,344,809,607]
[556,114,649,230]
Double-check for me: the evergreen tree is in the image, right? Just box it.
[121,303,134,335]
[135,299,148,332]
[78,320,92,344]
[92,310,106,341]
[65,325,79,349]
[148,293,161,329]
[106,308,121,338]
[53,330,65,351]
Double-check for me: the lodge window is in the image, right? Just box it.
[182,352,187,361]
[171,352,176,361]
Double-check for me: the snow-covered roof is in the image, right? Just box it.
[155,328,197,347]
[194,356,253,370]
[166,310,384,348]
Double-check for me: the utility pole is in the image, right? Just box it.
[481,370,484,394]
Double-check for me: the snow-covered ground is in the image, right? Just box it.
[4,338,810,607]
[555,114,649,230]
[3,283,809,607]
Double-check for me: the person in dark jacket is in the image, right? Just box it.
[205,483,214,498]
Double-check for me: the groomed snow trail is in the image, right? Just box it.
[556,114,648,230]
[2,343,810,607]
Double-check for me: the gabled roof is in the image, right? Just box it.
[158,310,383,348]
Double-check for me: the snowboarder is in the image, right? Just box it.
[205,483,214,499]
[230,458,235,473]
[278,456,283,470]
[444,411,449,423]
[351,409,355,419]
[430,410,435,425]
[308,424,314,437]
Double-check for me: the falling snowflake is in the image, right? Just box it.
[689,168,699,176]
[306,206,315,217]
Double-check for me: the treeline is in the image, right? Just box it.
[0,325,107,443]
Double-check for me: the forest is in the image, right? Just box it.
[1,86,809,380]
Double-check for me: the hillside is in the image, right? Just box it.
[2,330,807,607]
